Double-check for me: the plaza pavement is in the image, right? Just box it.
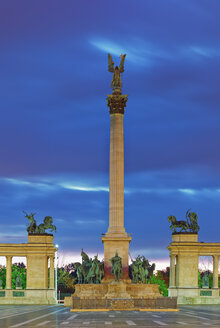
[0,305,220,327]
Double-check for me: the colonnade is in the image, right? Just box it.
[0,235,57,304]
[168,233,220,303]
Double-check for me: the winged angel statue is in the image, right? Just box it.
[108,53,126,92]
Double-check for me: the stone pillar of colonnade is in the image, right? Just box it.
[6,255,12,289]
[26,255,48,289]
[213,255,219,289]
[49,256,55,289]
[169,255,176,288]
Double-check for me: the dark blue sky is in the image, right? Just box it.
[0,0,220,268]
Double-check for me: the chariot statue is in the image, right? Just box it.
[24,211,56,234]
[168,209,200,233]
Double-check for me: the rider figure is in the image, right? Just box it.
[110,251,122,282]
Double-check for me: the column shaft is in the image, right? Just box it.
[49,256,55,289]
[213,255,219,289]
[108,113,125,235]
[6,256,12,289]
[44,256,48,289]
[169,255,176,288]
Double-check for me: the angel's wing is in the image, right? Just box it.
[119,54,126,73]
[108,53,115,72]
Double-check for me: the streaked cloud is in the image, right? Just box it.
[178,188,196,195]
[60,183,108,192]
[90,38,171,66]
[2,174,220,198]
[74,219,105,225]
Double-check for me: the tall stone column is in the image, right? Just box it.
[107,97,127,236]
[49,256,55,289]
[169,255,176,288]
[6,255,12,289]
[102,55,131,281]
[213,255,219,289]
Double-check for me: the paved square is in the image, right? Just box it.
[0,305,220,327]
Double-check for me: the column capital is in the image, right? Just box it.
[107,94,128,115]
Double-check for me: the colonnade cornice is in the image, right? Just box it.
[0,244,56,257]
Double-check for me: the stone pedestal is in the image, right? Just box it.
[105,281,132,299]
[102,235,131,281]
[68,282,177,310]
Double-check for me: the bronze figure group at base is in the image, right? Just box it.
[73,250,104,284]
[72,249,155,284]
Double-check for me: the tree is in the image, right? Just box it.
[0,263,26,289]
[0,266,6,289]
[149,273,168,297]
[57,267,75,294]
[156,267,169,288]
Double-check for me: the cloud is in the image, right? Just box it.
[90,38,172,67]
[178,188,196,195]
[60,183,108,192]
[74,219,105,225]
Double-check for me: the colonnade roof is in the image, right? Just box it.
[0,242,57,257]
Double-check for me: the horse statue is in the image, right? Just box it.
[73,252,104,284]
[37,216,56,234]
[168,209,200,233]
[73,262,84,284]
[168,215,188,233]
[80,249,92,283]
[110,251,123,282]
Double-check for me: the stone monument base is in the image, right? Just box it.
[65,282,177,310]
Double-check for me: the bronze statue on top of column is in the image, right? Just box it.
[107,54,128,115]
[108,53,126,94]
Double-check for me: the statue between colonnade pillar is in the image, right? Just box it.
[102,53,131,282]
